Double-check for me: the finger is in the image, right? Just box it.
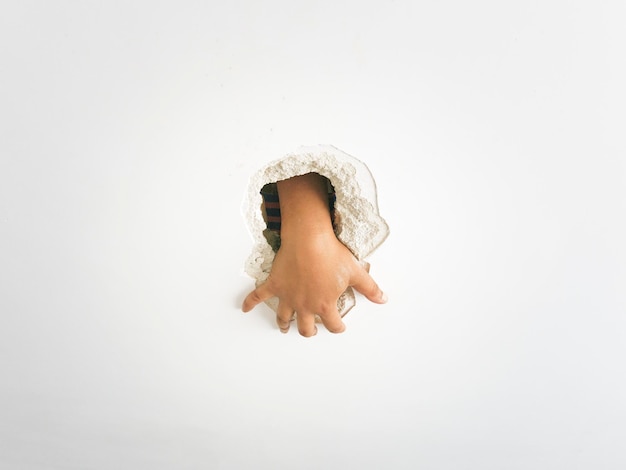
[350,266,388,304]
[276,302,294,333]
[241,282,274,312]
[319,304,346,334]
[295,310,318,337]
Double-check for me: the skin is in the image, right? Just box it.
[242,172,387,337]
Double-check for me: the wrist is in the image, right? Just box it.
[280,222,335,246]
[276,173,335,243]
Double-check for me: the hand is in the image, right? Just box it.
[242,231,387,336]
[241,173,387,336]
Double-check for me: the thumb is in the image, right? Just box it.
[242,282,274,312]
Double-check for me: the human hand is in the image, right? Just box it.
[241,172,387,336]
[242,231,387,336]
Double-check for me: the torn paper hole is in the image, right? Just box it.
[242,145,389,317]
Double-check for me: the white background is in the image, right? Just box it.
[1,1,625,469]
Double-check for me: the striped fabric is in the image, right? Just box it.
[261,190,282,231]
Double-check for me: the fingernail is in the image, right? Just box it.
[381,292,388,303]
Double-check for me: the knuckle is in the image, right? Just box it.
[318,302,334,315]
[276,316,289,326]
[277,311,291,322]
